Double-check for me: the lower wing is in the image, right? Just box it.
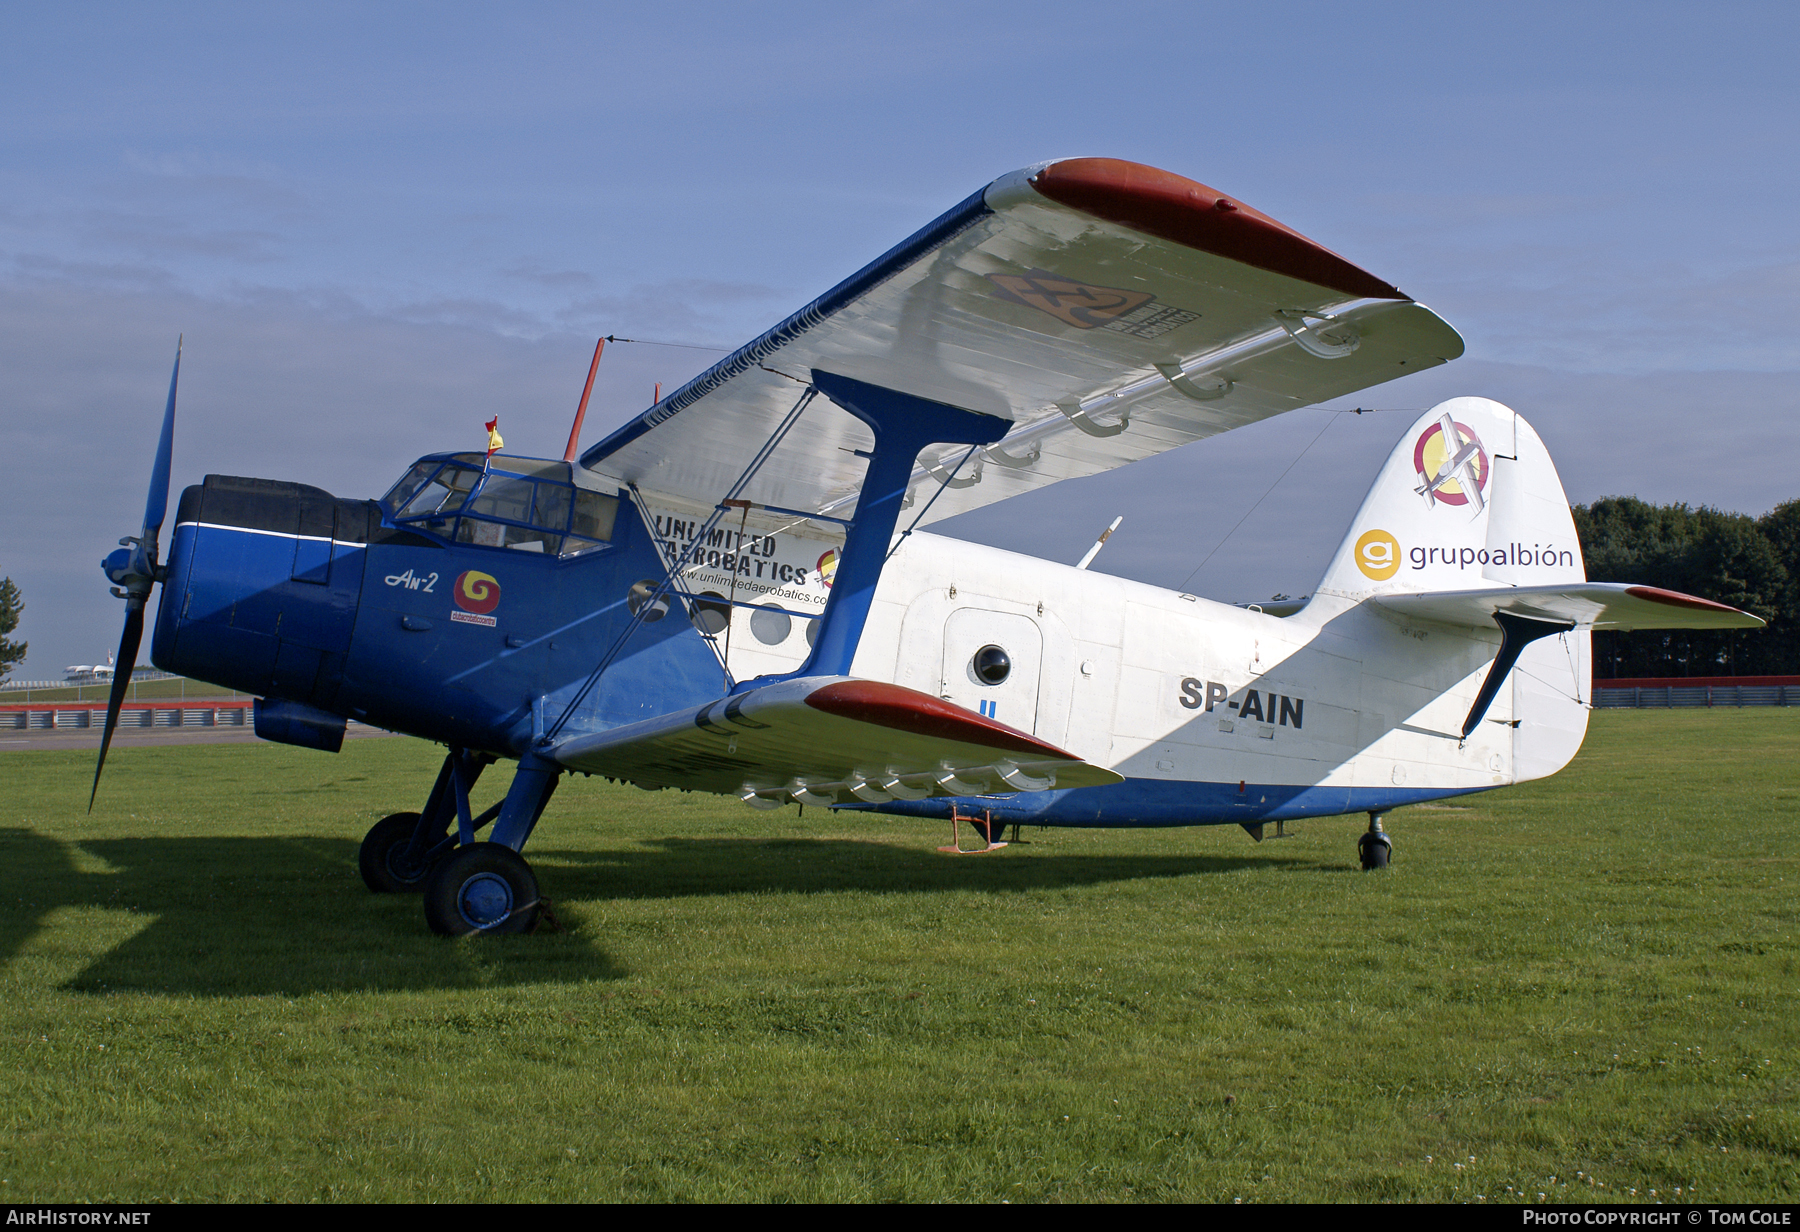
[546,676,1122,808]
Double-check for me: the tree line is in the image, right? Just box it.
[1572,498,1800,678]
[0,577,23,681]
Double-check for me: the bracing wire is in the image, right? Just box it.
[1177,412,1337,594]
[601,334,732,353]
[544,385,818,740]
[886,445,979,562]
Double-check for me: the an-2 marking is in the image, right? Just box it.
[385,569,438,592]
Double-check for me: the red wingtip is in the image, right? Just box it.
[1624,586,1751,615]
[804,679,1082,762]
[1029,158,1406,301]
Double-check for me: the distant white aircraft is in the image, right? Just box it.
[63,654,117,683]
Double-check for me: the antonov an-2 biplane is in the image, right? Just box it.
[95,158,1762,935]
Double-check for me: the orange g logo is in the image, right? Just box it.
[454,570,501,615]
[1355,529,1400,581]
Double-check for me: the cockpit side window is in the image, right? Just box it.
[564,491,618,556]
[455,518,561,554]
[463,475,537,525]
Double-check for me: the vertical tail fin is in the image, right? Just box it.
[1313,397,1584,611]
[1313,396,1591,787]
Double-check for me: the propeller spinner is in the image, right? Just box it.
[91,338,182,810]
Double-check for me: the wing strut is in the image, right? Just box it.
[789,372,1008,680]
[544,384,820,741]
[545,373,1007,745]
[1461,612,1575,739]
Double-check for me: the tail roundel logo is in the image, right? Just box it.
[454,570,501,615]
[1413,416,1490,510]
[1355,529,1401,581]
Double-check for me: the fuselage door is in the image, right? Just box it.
[939,608,1043,734]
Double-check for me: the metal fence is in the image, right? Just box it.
[1,702,254,730]
[1593,684,1796,709]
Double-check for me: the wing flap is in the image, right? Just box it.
[1374,584,1765,631]
[546,676,1123,806]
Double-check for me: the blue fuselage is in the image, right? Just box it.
[153,474,725,755]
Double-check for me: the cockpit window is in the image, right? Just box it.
[535,484,572,535]
[565,491,618,555]
[455,518,561,554]
[396,463,481,520]
[382,462,440,513]
[463,475,538,525]
[384,454,619,558]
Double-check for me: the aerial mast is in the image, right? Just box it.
[563,336,606,462]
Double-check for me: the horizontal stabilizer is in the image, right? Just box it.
[546,676,1123,808]
[1374,583,1764,631]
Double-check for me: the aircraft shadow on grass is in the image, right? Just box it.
[0,826,1317,998]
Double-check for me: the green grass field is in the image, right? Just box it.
[2,710,1795,1202]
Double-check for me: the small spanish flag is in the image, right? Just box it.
[485,416,504,458]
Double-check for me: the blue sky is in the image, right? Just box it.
[4,2,1798,675]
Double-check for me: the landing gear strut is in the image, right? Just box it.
[360,747,564,935]
[1358,812,1392,871]
[358,749,495,894]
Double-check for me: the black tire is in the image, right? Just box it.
[1358,831,1393,871]
[422,842,540,936]
[359,812,440,894]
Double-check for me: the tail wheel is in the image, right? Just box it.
[423,842,540,936]
[1358,830,1393,871]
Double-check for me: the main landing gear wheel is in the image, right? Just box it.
[423,842,541,936]
[359,812,439,894]
[1358,813,1393,871]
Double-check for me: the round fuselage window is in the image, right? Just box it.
[972,644,1011,685]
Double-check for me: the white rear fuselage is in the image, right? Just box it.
[672,396,1594,826]
[843,529,1587,822]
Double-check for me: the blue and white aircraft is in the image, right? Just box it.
[95,158,1762,935]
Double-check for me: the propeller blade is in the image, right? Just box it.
[93,338,182,811]
[141,337,181,542]
[89,604,144,813]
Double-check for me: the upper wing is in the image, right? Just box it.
[1373,583,1766,631]
[546,675,1123,807]
[580,158,1464,528]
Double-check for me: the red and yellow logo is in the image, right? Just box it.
[1355,529,1401,581]
[1413,419,1490,508]
[454,570,501,615]
[815,550,838,588]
